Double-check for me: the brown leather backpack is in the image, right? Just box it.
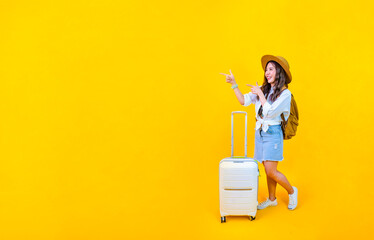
[281,94,299,140]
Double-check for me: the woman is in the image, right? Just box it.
[220,55,298,210]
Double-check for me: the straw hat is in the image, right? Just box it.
[261,55,292,84]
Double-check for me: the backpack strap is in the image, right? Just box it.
[280,113,286,123]
[280,113,286,139]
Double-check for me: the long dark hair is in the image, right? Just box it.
[257,61,289,102]
[257,61,289,117]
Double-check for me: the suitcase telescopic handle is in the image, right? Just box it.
[231,111,247,157]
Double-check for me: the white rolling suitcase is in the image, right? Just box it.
[219,111,259,223]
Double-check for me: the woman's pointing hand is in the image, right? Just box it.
[220,69,236,85]
[246,82,263,96]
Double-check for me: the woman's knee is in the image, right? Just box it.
[264,165,278,179]
[266,169,278,179]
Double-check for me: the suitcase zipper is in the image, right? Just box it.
[224,188,253,191]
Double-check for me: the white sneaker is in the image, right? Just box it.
[288,186,298,210]
[257,198,278,210]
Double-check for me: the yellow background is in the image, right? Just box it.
[0,0,373,239]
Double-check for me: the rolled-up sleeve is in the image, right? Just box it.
[262,91,291,119]
[243,92,257,107]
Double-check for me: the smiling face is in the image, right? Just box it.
[265,62,277,86]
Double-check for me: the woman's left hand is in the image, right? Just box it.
[246,82,264,97]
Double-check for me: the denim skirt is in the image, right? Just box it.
[254,125,284,162]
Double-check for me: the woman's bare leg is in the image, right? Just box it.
[263,161,294,194]
[267,175,277,201]
[263,162,277,201]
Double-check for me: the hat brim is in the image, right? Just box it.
[261,55,292,83]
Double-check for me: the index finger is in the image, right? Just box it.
[219,73,229,76]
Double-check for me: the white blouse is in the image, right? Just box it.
[243,87,291,132]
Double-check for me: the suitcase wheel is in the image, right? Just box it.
[249,216,256,221]
[221,216,226,223]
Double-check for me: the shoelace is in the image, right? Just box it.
[259,199,271,206]
[289,194,295,205]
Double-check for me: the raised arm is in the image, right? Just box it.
[220,70,246,105]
